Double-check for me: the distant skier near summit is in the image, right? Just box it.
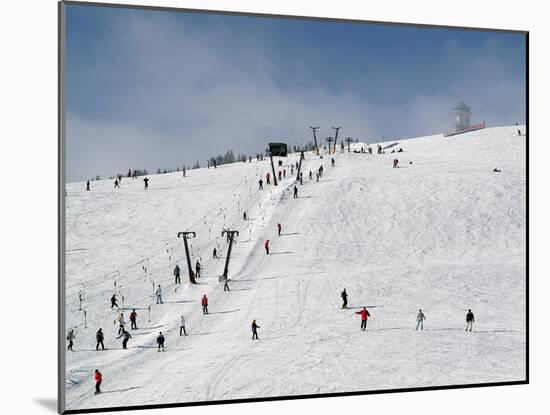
[416,309,426,330]
[86,180,90,191]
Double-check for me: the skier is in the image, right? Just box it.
[201,294,209,314]
[355,307,371,331]
[195,260,201,278]
[293,185,298,199]
[116,328,132,349]
[283,169,286,178]
[393,159,399,168]
[309,170,312,180]
[94,369,102,394]
[179,316,187,336]
[331,157,335,167]
[259,178,264,190]
[416,309,426,330]
[78,290,85,310]
[264,239,270,255]
[517,129,521,136]
[291,165,294,175]
[341,289,348,308]
[174,264,181,284]
[67,328,76,351]
[143,177,149,189]
[277,223,282,236]
[252,320,260,340]
[278,170,282,181]
[114,312,125,335]
[157,332,165,352]
[224,278,230,292]
[86,180,90,191]
[130,309,137,330]
[110,294,118,309]
[183,167,186,177]
[266,172,271,185]
[114,178,120,189]
[155,285,163,304]
[465,309,475,332]
[213,247,218,259]
[243,211,248,221]
[316,172,319,182]
[299,172,303,185]
[96,328,105,351]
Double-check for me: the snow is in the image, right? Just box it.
[64,125,526,411]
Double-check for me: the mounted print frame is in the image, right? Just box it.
[58,1,528,413]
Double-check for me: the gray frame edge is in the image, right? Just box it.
[58,1,67,413]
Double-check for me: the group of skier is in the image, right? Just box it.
[341,288,475,332]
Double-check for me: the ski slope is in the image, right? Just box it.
[64,125,526,411]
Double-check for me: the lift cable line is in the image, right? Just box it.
[177,231,197,284]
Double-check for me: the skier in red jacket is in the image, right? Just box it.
[355,307,371,331]
[201,294,209,314]
[264,240,270,255]
[94,369,102,394]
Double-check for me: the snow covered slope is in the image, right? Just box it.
[64,125,526,410]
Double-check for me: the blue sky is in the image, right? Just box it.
[65,3,526,182]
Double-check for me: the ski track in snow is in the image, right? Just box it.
[64,126,526,410]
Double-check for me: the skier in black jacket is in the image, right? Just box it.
[157,332,165,351]
[252,320,260,340]
[465,309,475,332]
[341,289,348,308]
[96,328,105,351]
[173,264,181,284]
